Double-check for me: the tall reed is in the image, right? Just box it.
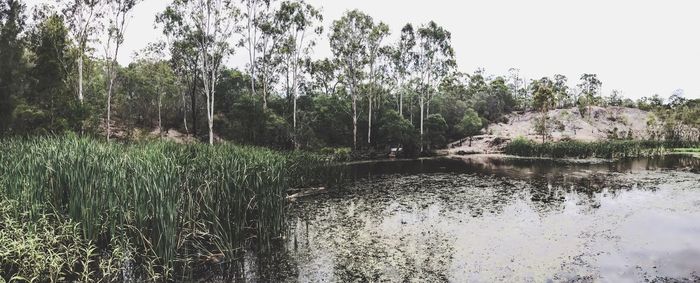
[504,137,699,159]
[0,135,341,280]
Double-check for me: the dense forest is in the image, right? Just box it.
[1,0,698,153]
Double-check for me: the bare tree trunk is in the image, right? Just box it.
[352,91,357,150]
[106,76,114,141]
[182,88,189,134]
[420,94,424,152]
[368,93,372,145]
[399,82,403,117]
[191,68,198,136]
[77,55,84,102]
[158,91,163,137]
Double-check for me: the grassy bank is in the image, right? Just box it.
[0,136,343,281]
[504,137,700,159]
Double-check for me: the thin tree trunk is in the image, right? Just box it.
[158,91,163,137]
[399,83,403,117]
[182,88,188,134]
[191,68,198,137]
[420,94,424,152]
[106,75,114,141]
[368,92,372,145]
[77,55,84,102]
[352,91,357,150]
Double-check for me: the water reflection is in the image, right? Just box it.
[251,156,700,282]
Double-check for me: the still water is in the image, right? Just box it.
[251,155,700,282]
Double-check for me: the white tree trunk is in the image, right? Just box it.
[352,90,357,150]
[368,93,372,145]
[107,76,113,141]
[78,55,84,102]
[420,94,424,152]
[182,89,189,134]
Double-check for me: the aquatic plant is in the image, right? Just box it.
[0,135,342,280]
[504,137,700,159]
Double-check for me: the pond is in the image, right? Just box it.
[244,155,700,282]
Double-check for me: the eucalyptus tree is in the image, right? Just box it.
[255,1,284,109]
[157,5,203,136]
[392,23,416,117]
[415,21,455,151]
[508,68,525,109]
[365,22,389,144]
[306,58,340,96]
[104,0,140,141]
[132,42,179,136]
[329,10,373,149]
[552,74,568,108]
[164,0,241,145]
[531,77,556,143]
[577,73,602,119]
[0,0,25,136]
[62,0,104,103]
[240,0,273,102]
[276,0,322,140]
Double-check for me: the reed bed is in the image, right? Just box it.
[504,137,699,159]
[0,135,342,281]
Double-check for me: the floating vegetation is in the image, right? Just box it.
[0,135,343,281]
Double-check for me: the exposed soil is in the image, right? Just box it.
[446,106,655,156]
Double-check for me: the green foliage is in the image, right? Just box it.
[378,109,416,147]
[425,114,448,149]
[455,108,482,146]
[0,0,26,136]
[0,198,101,282]
[504,138,699,159]
[0,136,343,280]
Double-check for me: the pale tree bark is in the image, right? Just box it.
[181,88,189,134]
[191,0,237,145]
[65,0,103,103]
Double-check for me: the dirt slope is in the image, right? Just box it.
[447,106,654,155]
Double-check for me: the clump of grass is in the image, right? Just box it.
[504,137,699,159]
[0,135,343,281]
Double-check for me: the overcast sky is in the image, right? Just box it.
[31,0,700,100]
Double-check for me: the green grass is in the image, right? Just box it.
[504,137,700,159]
[0,135,344,281]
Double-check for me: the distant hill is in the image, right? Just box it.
[447,106,661,155]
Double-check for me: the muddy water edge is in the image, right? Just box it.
[224,155,700,282]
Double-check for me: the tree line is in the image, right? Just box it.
[1,0,697,152]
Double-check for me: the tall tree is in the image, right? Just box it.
[19,11,74,134]
[276,0,322,147]
[175,0,239,145]
[63,0,104,103]
[552,74,568,108]
[392,23,416,117]
[577,73,601,119]
[532,77,556,143]
[104,0,140,141]
[158,6,203,136]
[507,68,525,110]
[329,10,373,149]
[240,0,273,104]
[415,21,455,151]
[365,22,389,145]
[0,0,25,136]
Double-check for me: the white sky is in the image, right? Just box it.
[30,0,700,100]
